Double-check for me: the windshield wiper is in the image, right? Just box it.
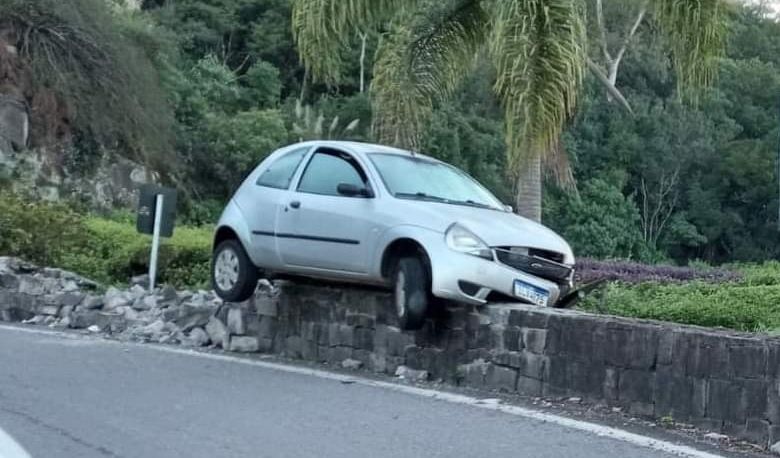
[453,199,493,209]
[395,192,449,202]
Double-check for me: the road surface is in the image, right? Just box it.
[0,325,723,458]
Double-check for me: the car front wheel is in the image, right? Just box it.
[392,256,429,330]
[212,239,258,303]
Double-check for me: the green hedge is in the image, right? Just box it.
[60,218,212,288]
[578,263,780,332]
[0,193,212,288]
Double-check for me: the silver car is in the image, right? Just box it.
[212,141,575,330]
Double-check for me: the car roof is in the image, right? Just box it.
[290,140,440,162]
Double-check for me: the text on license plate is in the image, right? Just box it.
[513,280,549,306]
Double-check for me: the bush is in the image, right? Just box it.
[0,193,87,267]
[579,262,780,332]
[0,192,212,288]
[60,218,212,288]
[579,281,780,332]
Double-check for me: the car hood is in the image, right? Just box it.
[399,201,575,264]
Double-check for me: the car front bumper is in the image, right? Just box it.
[422,235,572,307]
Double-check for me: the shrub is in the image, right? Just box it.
[578,263,780,332]
[0,193,87,267]
[60,218,212,288]
[578,281,780,332]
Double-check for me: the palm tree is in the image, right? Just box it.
[292,0,725,222]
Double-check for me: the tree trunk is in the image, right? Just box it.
[515,154,542,222]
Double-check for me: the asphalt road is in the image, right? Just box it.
[0,326,715,458]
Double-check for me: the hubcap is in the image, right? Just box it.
[215,248,240,291]
[395,270,406,318]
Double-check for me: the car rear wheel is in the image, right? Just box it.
[212,239,258,302]
[392,256,429,331]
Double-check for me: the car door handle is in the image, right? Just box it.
[289,201,301,209]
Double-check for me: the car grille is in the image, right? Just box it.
[494,247,572,283]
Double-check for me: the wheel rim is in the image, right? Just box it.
[395,270,406,318]
[215,248,240,292]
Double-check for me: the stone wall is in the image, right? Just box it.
[242,282,780,448]
[2,257,780,448]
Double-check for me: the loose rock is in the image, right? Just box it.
[228,336,259,353]
[188,327,210,347]
[130,274,150,288]
[395,365,429,381]
[341,359,363,370]
[205,317,228,348]
[227,307,245,335]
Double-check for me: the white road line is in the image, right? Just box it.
[0,426,31,458]
[0,324,723,458]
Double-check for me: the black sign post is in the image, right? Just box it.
[137,185,177,291]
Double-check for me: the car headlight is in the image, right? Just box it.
[445,224,493,260]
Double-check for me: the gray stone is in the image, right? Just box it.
[175,304,214,332]
[486,364,517,392]
[395,365,429,381]
[18,277,44,295]
[37,304,61,316]
[206,317,228,348]
[229,336,259,353]
[159,285,179,303]
[130,274,150,288]
[55,292,84,307]
[59,305,74,319]
[771,441,780,456]
[0,94,29,149]
[82,295,104,310]
[227,307,246,335]
[87,325,101,333]
[133,295,157,311]
[141,320,166,336]
[104,288,130,310]
[522,328,547,354]
[95,310,127,333]
[256,295,278,317]
[341,358,363,370]
[188,327,210,347]
[129,284,147,299]
[69,310,100,329]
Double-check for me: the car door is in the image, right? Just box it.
[235,147,310,268]
[274,148,377,274]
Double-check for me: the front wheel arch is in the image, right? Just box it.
[380,238,432,284]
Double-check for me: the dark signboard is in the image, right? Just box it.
[137,185,177,238]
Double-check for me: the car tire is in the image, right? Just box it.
[392,256,429,331]
[212,239,258,303]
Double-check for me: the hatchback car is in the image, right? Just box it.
[212,141,575,330]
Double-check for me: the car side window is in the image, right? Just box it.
[256,148,308,189]
[297,151,366,196]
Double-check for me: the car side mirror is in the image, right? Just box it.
[337,183,373,198]
[504,204,514,213]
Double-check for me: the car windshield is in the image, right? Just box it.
[369,153,505,211]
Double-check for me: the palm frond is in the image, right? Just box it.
[489,0,586,173]
[652,0,726,96]
[292,0,417,84]
[371,24,433,150]
[409,0,488,99]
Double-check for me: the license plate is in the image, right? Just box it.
[513,280,550,306]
